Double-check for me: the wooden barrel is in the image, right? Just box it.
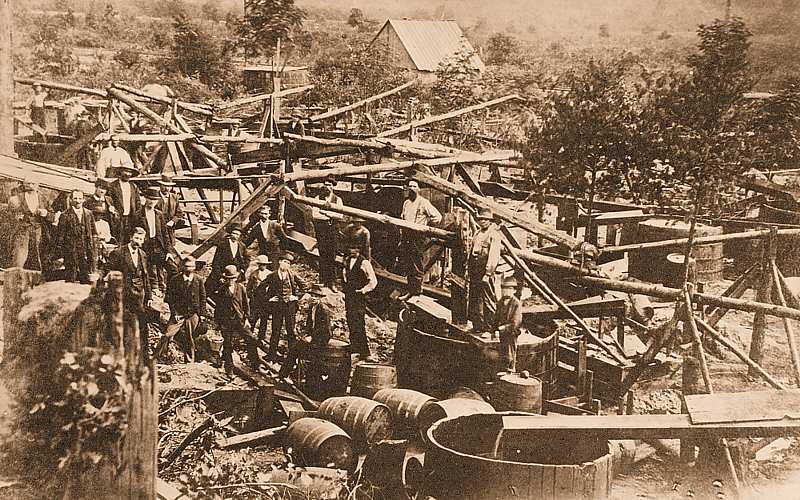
[445,386,486,402]
[760,204,800,276]
[350,363,397,399]
[373,388,437,439]
[662,253,697,289]
[285,417,356,471]
[302,339,352,401]
[318,396,394,450]
[422,413,612,500]
[489,373,542,414]
[628,218,723,284]
[417,398,495,443]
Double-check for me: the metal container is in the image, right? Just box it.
[761,204,800,276]
[476,329,560,399]
[489,373,542,414]
[285,417,356,471]
[302,339,351,401]
[350,363,397,399]
[628,218,723,284]
[318,396,394,450]
[373,388,437,439]
[423,413,612,500]
[417,398,495,444]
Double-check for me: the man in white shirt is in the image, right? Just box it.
[312,176,344,289]
[468,208,502,332]
[398,179,442,301]
[109,165,141,243]
[137,187,169,292]
[342,244,378,360]
[96,135,135,179]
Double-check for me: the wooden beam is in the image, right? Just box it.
[100,132,282,144]
[310,79,418,122]
[215,84,314,111]
[112,83,213,117]
[107,88,228,169]
[0,0,12,156]
[216,425,287,449]
[412,170,586,252]
[604,228,800,254]
[286,189,456,240]
[14,77,107,97]
[376,94,522,137]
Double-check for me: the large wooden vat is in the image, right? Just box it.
[760,204,800,276]
[627,218,723,284]
[417,398,495,443]
[422,413,612,500]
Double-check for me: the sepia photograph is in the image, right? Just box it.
[0,0,799,498]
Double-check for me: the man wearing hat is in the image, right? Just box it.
[468,207,502,332]
[58,190,97,284]
[247,254,273,341]
[136,187,170,292]
[278,283,334,380]
[7,177,53,271]
[283,110,306,172]
[155,255,207,362]
[398,179,441,301]
[342,244,378,360]
[108,159,141,243]
[311,176,344,289]
[344,215,371,260]
[213,264,260,376]
[156,173,184,248]
[494,275,523,372]
[244,204,288,266]
[107,226,152,359]
[208,223,249,295]
[85,179,117,226]
[97,134,135,180]
[259,252,308,360]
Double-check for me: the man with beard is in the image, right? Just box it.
[398,179,441,301]
[58,190,97,284]
[108,163,141,243]
[7,177,52,271]
[311,176,343,290]
[107,227,152,359]
[244,204,288,267]
[156,173,183,248]
[467,208,502,332]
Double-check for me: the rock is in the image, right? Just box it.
[755,438,793,462]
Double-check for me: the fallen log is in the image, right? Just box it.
[215,84,314,111]
[412,170,586,252]
[107,88,228,169]
[286,189,456,241]
[216,425,287,449]
[15,77,107,97]
[112,83,213,117]
[377,94,523,138]
[161,417,213,470]
[311,79,418,122]
[604,228,800,254]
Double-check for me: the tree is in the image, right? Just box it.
[171,13,238,93]
[236,0,306,59]
[486,33,521,66]
[347,8,365,28]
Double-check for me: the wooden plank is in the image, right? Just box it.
[310,79,418,122]
[501,414,800,440]
[216,425,287,449]
[525,299,626,320]
[540,464,555,500]
[216,84,314,111]
[527,459,543,500]
[554,465,575,500]
[593,454,608,500]
[685,390,800,424]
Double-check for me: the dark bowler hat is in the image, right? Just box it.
[222,265,239,279]
[501,275,518,288]
[114,165,139,177]
[143,187,161,200]
[278,251,295,263]
[324,176,336,187]
[309,283,326,296]
[94,178,111,189]
[477,207,494,220]
[226,223,242,234]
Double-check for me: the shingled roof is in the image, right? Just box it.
[373,19,485,73]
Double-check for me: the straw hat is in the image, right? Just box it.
[222,265,239,279]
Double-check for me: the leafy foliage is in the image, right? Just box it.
[236,0,306,59]
[486,33,522,66]
[27,21,76,77]
[428,47,486,114]
[171,14,241,96]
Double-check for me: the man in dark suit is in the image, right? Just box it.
[137,187,170,293]
[107,226,152,358]
[208,224,249,295]
[7,178,53,271]
[213,264,260,376]
[154,256,206,361]
[342,244,378,360]
[58,190,97,284]
[258,252,307,360]
[283,110,305,173]
[243,205,288,267]
[85,179,117,229]
[108,165,141,243]
[494,275,523,372]
[278,283,332,380]
[157,173,183,247]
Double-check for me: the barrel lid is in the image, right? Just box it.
[638,218,721,234]
[667,253,696,265]
[499,372,541,386]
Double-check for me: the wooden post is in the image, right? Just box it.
[0,0,13,156]
[272,39,282,120]
[749,238,773,376]
[680,354,702,462]
[769,238,800,386]
[2,268,42,360]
